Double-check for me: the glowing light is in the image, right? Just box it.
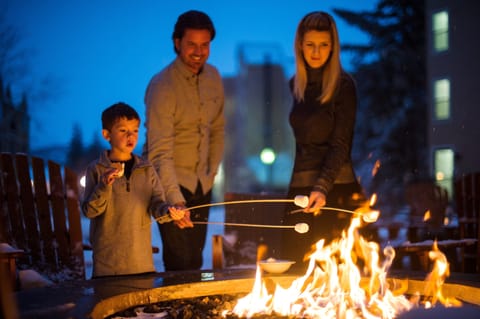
[260,148,276,165]
[436,171,445,181]
[80,175,86,188]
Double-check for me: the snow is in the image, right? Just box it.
[18,269,54,289]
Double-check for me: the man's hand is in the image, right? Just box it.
[169,205,193,228]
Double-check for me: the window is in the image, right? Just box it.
[434,148,454,199]
[433,11,449,52]
[434,79,450,120]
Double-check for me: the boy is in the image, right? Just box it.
[82,102,192,278]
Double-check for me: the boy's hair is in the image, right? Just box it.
[101,102,140,130]
[172,10,215,54]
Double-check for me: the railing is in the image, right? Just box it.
[0,152,85,288]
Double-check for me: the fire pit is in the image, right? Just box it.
[92,274,480,319]
[92,217,480,319]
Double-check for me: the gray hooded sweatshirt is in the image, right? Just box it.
[82,151,172,277]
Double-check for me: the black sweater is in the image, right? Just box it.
[289,68,357,195]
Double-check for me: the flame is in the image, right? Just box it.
[257,244,268,262]
[423,210,431,222]
[372,160,381,177]
[228,216,462,318]
[443,216,449,226]
[423,241,462,307]
[355,195,380,223]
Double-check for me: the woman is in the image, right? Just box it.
[282,11,365,266]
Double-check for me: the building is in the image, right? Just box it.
[426,1,480,197]
[222,43,294,194]
[0,79,29,153]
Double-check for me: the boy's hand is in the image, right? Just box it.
[169,206,193,229]
[102,168,120,185]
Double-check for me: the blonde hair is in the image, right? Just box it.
[293,11,342,103]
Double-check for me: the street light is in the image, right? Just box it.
[260,147,276,165]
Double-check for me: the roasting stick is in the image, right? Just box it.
[288,206,380,223]
[151,195,309,225]
[193,221,310,234]
[179,195,309,213]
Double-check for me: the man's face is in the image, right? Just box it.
[175,28,211,74]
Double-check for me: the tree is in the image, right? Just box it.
[1,4,59,152]
[66,123,86,173]
[85,132,105,164]
[0,9,29,93]
[333,0,427,214]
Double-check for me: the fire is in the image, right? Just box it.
[372,160,381,177]
[228,212,462,318]
[423,210,431,222]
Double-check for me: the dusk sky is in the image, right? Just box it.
[3,0,377,151]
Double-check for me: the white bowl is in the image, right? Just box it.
[258,259,295,274]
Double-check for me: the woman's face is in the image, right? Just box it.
[302,30,332,69]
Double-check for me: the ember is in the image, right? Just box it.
[107,294,243,319]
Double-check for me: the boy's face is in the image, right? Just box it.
[102,117,139,156]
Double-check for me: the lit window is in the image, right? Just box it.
[434,148,454,198]
[434,79,450,120]
[433,11,449,52]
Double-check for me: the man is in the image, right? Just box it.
[143,10,225,271]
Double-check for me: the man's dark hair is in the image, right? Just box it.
[172,10,216,54]
[101,102,140,130]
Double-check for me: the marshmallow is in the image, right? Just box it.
[111,162,125,178]
[294,195,309,208]
[294,223,309,234]
[362,210,380,223]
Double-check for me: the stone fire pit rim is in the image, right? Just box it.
[90,275,480,319]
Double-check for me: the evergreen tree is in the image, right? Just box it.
[66,123,85,173]
[333,0,427,213]
[85,132,104,164]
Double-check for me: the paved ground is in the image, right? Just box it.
[12,268,257,319]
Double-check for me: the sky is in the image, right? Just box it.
[3,0,377,151]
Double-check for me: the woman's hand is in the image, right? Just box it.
[304,191,326,215]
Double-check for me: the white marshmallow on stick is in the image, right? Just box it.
[294,223,309,233]
[191,221,310,233]
[294,195,309,208]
